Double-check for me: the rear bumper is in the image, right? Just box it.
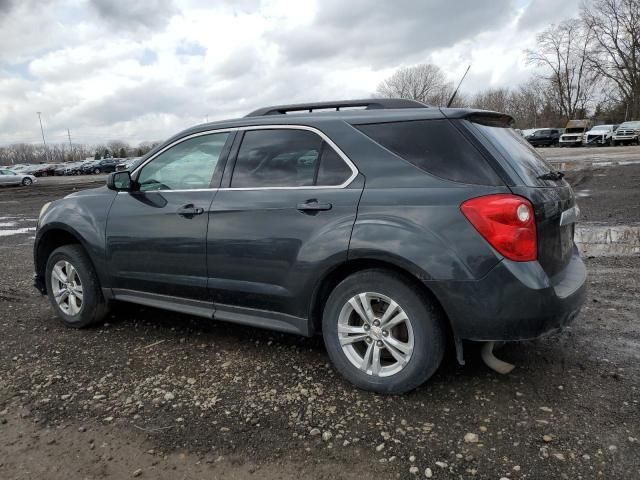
[430,247,587,341]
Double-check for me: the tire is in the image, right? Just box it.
[93,168,101,174]
[21,177,32,186]
[322,269,445,394]
[45,245,109,328]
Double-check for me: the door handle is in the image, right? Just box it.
[177,204,205,218]
[296,200,332,212]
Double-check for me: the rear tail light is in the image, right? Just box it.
[461,194,537,262]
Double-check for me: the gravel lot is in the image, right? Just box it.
[1,158,639,479]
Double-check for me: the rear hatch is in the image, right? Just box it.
[464,115,576,277]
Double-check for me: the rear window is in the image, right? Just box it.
[473,123,556,186]
[356,119,502,185]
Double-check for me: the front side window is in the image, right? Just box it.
[137,133,229,191]
[231,129,352,188]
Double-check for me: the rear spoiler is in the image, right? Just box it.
[441,109,514,128]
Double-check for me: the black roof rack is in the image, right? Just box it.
[245,98,429,117]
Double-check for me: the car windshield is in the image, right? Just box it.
[472,122,556,186]
[592,125,610,131]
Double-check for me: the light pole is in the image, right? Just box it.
[36,112,48,162]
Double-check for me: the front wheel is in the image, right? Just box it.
[22,177,33,186]
[322,269,445,393]
[93,168,101,174]
[45,245,109,328]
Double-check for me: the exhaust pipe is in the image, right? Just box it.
[481,342,515,374]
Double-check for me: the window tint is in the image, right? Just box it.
[231,129,352,188]
[473,123,556,187]
[137,132,229,191]
[316,145,352,186]
[356,119,501,185]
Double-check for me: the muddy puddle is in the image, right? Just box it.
[575,223,640,256]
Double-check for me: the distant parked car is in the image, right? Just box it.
[525,128,562,147]
[30,164,60,177]
[584,124,618,146]
[82,158,118,175]
[53,162,82,176]
[0,168,37,186]
[612,121,640,145]
[559,119,591,147]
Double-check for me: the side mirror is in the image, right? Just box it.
[107,171,133,191]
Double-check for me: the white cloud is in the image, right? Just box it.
[0,0,582,146]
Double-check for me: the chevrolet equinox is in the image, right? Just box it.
[33,99,587,393]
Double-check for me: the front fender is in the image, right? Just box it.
[35,187,116,287]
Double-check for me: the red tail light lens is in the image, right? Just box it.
[460,194,537,262]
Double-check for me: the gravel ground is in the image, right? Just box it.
[1,166,639,479]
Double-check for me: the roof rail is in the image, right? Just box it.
[245,98,428,117]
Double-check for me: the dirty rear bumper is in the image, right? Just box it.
[430,247,587,341]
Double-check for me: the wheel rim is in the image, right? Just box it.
[337,292,414,377]
[23,178,32,185]
[51,260,83,316]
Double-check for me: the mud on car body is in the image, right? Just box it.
[34,99,587,393]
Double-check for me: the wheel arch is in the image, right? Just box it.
[35,225,94,288]
[308,258,464,364]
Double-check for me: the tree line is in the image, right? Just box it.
[377,0,639,128]
[0,140,159,166]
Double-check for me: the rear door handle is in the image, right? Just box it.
[297,200,332,212]
[177,204,205,218]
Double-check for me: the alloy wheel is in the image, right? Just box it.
[51,260,83,316]
[337,292,414,377]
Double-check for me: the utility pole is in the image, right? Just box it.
[67,128,73,161]
[36,112,48,163]
[205,114,209,122]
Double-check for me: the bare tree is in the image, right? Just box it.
[527,19,598,120]
[376,63,454,106]
[472,87,512,113]
[582,0,640,119]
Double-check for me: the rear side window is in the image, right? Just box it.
[473,123,556,187]
[231,129,353,188]
[356,120,502,185]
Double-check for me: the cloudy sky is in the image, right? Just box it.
[0,0,582,147]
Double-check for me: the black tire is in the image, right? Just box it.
[93,168,101,174]
[322,269,445,394]
[45,245,109,328]
[21,177,32,186]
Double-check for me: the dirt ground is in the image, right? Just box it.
[1,161,639,479]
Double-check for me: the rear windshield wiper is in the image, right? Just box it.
[537,170,565,181]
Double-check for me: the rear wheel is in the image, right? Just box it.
[21,177,32,186]
[93,167,101,174]
[45,245,109,328]
[322,269,445,393]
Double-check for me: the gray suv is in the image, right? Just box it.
[33,99,586,393]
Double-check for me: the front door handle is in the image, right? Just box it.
[177,204,205,218]
[297,199,332,212]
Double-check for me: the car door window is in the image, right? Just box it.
[316,145,353,186]
[137,132,229,192]
[230,129,353,188]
